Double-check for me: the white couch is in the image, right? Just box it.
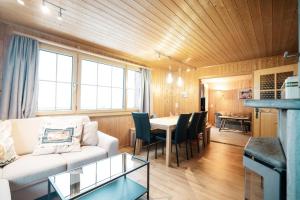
[0,115,119,200]
[0,179,11,200]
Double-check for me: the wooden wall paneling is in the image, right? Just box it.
[206,77,253,125]
[151,68,173,117]
[169,70,199,115]
[91,115,134,147]
[196,55,298,79]
[0,0,297,70]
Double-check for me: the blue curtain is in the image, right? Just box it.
[0,35,39,119]
[140,68,151,113]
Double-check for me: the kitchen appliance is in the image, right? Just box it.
[283,76,300,99]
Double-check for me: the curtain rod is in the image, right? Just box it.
[12,31,151,70]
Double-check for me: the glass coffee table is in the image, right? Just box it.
[48,153,149,200]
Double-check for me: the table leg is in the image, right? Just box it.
[147,162,150,199]
[47,180,51,200]
[219,119,223,132]
[166,127,171,167]
[207,128,211,144]
[136,139,142,155]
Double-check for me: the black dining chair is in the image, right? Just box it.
[156,113,192,167]
[197,111,208,148]
[187,112,201,158]
[132,112,165,161]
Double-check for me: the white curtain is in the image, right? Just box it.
[0,35,39,119]
[140,68,151,113]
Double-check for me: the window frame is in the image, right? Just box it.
[36,44,77,115]
[36,44,142,116]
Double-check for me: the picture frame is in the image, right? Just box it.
[239,88,252,99]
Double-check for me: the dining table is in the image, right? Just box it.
[149,116,179,167]
[131,116,211,167]
[218,115,250,133]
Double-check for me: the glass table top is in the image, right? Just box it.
[48,153,147,200]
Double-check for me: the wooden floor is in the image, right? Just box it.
[121,142,244,200]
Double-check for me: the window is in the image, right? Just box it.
[80,60,124,110]
[37,50,73,111]
[127,70,141,109]
[36,45,143,114]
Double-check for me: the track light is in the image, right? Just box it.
[17,0,25,6]
[41,0,50,14]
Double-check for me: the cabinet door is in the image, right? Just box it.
[252,64,297,137]
[253,109,278,137]
[260,109,278,137]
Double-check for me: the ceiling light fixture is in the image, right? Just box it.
[177,68,184,87]
[166,65,173,84]
[17,0,25,6]
[57,8,63,20]
[41,0,50,14]
[177,76,183,87]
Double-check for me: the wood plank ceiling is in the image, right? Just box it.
[0,0,298,70]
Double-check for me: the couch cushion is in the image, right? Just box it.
[2,154,66,191]
[61,146,107,170]
[10,116,91,155]
[10,117,48,155]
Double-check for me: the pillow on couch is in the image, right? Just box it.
[0,120,17,167]
[81,121,98,146]
[33,118,83,155]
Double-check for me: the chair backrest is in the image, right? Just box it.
[174,113,192,143]
[197,111,207,134]
[188,112,201,139]
[132,112,151,143]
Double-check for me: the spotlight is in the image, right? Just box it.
[17,0,25,6]
[41,0,50,14]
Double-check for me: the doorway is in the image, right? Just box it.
[201,75,253,147]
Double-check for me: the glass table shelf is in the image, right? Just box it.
[48,153,149,200]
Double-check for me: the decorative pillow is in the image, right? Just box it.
[0,120,17,167]
[33,119,83,155]
[81,121,98,146]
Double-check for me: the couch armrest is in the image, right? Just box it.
[97,131,119,157]
[0,179,11,200]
